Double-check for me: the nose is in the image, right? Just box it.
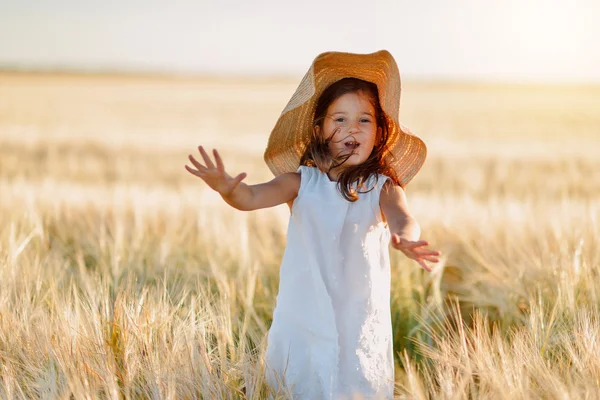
[347,120,360,134]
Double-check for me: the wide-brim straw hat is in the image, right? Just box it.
[263,50,427,187]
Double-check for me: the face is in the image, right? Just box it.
[316,91,380,170]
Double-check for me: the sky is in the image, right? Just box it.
[1,0,599,83]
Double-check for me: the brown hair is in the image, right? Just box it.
[300,77,399,202]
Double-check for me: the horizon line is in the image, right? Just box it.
[2,65,600,88]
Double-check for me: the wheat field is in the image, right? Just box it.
[1,71,599,399]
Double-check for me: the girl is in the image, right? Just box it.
[185,50,440,399]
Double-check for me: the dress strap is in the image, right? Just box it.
[375,174,390,193]
[363,173,390,194]
[296,165,316,199]
[367,174,391,225]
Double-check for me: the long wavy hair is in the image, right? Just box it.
[299,78,399,202]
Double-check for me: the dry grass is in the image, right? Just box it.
[1,71,600,399]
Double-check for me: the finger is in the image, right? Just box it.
[198,146,215,169]
[392,235,411,247]
[231,172,247,188]
[406,240,429,248]
[422,255,440,263]
[417,259,432,272]
[185,165,206,177]
[391,240,410,252]
[188,155,208,172]
[395,238,429,250]
[412,249,441,257]
[213,149,225,173]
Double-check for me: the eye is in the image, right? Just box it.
[360,118,371,123]
[335,117,345,123]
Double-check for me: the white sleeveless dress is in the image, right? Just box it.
[265,165,394,399]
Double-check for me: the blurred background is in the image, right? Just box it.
[1,1,600,398]
[2,0,600,81]
[2,0,599,190]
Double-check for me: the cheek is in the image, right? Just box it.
[320,123,337,153]
[323,121,343,142]
[368,132,378,147]
[363,128,378,146]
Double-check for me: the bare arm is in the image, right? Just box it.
[185,146,300,211]
[221,172,300,211]
[380,180,440,271]
[380,180,421,241]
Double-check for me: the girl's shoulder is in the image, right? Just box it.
[366,171,393,192]
[276,170,302,192]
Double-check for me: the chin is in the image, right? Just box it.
[345,153,369,166]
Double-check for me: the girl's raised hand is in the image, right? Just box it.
[391,234,441,272]
[185,146,247,197]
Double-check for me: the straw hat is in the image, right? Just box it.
[263,50,427,187]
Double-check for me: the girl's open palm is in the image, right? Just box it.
[391,234,441,272]
[185,146,247,196]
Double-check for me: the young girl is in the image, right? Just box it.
[185,50,440,399]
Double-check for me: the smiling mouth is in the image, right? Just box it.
[344,140,360,150]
